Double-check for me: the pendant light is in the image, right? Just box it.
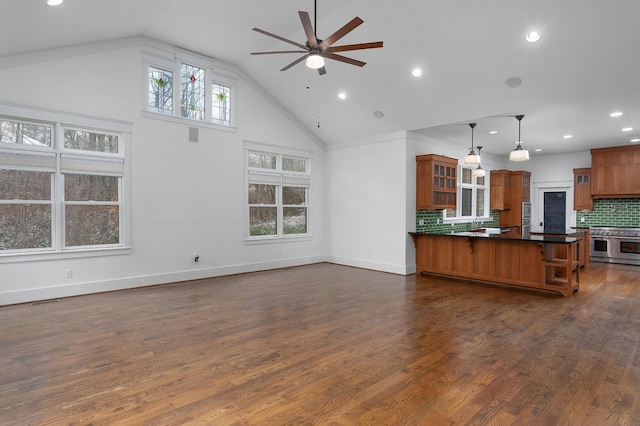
[509,114,530,161]
[464,123,480,166]
[473,146,486,177]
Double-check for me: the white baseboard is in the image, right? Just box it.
[0,255,328,306]
[325,256,412,275]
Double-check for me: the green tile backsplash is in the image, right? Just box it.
[577,198,640,227]
[416,211,499,233]
[417,198,640,233]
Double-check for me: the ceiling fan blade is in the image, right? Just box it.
[324,53,366,67]
[329,41,383,53]
[298,11,318,49]
[280,55,308,72]
[251,50,307,55]
[319,17,364,49]
[252,27,308,50]
[318,66,327,75]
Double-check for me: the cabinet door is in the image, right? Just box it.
[490,170,511,210]
[573,168,593,211]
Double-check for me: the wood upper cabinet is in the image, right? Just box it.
[416,154,457,210]
[510,171,531,203]
[573,168,593,211]
[591,145,640,197]
[490,170,530,211]
[490,170,511,210]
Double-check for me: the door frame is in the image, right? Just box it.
[533,181,573,233]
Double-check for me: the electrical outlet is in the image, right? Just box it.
[580,216,585,222]
[437,218,441,224]
[418,219,425,226]
[65,269,73,278]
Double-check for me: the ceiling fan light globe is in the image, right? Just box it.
[306,54,325,69]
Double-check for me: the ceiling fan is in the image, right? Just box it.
[250,0,383,75]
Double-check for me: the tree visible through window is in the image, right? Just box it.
[180,64,205,121]
[0,107,128,256]
[247,150,310,239]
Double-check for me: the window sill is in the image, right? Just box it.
[142,111,237,133]
[244,235,314,245]
[443,216,492,225]
[0,247,131,264]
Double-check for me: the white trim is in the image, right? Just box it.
[0,255,326,306]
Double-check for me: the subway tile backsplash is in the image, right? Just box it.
[577,198,640,227]
[417,198,640,233]
[416,211,500,233]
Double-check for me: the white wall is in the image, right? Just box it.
[325,133,410,274]
[0,39,326,305]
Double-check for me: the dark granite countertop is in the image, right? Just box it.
[410,231,580,244]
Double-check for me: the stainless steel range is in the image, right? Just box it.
[590,226,640,265]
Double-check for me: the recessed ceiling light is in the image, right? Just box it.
[563,135,573,139]
[622,127,633,132]
[337,92,346,100]
[488,130,498,134]
[47,0,63,5]
[610,111,623,117]
[631,138,640,143]
[525,31,541,43]
[411,68,422,77]
[535,148,543,152]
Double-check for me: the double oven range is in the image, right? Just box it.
[590,226,640,266]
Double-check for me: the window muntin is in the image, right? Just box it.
[148,66,173,115]
[212,82,231,126]
[180,63,205,121]
[1,119,52,147]
[0,169,53,250]
[246,149,310,239]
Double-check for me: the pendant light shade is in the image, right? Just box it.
[509,115,530,162]
[473,146,486,177]
[464,123,481,166]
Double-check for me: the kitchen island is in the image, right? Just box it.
[410,231,581,297]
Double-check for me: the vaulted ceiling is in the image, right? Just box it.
[2,0,640,159]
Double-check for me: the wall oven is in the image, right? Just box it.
[590,226,640,266]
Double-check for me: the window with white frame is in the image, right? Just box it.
[0,104,130,260]
[144,52,236,128]
[246,147,310,239]
[444,166,488,220]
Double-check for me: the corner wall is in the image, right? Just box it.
[0,39,327,305]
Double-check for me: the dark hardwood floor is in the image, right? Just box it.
[1,262,640,425]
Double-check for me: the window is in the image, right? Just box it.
[180,63,205,120]
[148,66,173,115]
[0,103,130,261]
[144,52,236,128]
[246,146,311,240]
[444,166,488,220]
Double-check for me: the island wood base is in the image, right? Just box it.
[410,233,580,297]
